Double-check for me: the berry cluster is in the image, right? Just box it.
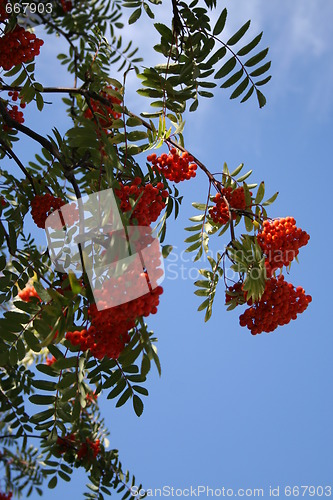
[0,25,44,71]
[84,86,121,129]
[209,187,247,225]
[60,0,72,11]
[86,391,98,406]
[115,178,168,226]
[18,285,41,302]
[31,194,79,229]
[46,355,56,366]
[67,283,163,359]
[1,197,7,207]
[67,232,163,359]
[77,438,101,461]
[31,194,65,229]
[257,217,310,277]
[0,492,12,500]
[3,91,26,131]
[225,282,246,306]
[56,434,100,462]
[0,0,9,22]
[147,149,197,183]
[239,275,312,335]
[7,90,26,108]
[56,433,76,454]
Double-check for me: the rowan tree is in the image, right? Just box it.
[0,0,311,497]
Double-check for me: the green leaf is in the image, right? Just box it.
[128,8,142,24]
[29,395,56,405]
[35,93,44,111]
[213,8,227,35]
[237,32,263,56]
[227,20,251,46]
[154,23,174,42]
[33,281,50,302]
[255,75,272,86]
[10,70,27,87]
[194,289,210,297]
[52,357,78,370]
[185,223,202,232]
[189,99,199,112]
[8,224,17,253]
[206,46,227,66]
[230,77,249,99]
[262,191,279,206]
[245,48,269,67]
[127,131,148,141]
[30,408,54,424]
[151,346,161,376]
[184,233,201,243]
[189,214,205,222]
[126,116,142,127]
[236,170,252,182]
[9,347,18,366]
[48,476,57,489]
[250,61,271,77]
[256,88,266,108]
[107,379,126,399]
[240,85,254,103]
[221,69,243,89]
[197,298,210,312]
[255,182,265,204]
[192,202,207,211]
[4,64,22,77]
[132,385,148,396]
[116,388,132,408]
[185,241,201,253]
[102,370,122,389]
[194,279,210,288]
[204,303,213,322]
[58,471,71,482]
[16,339,26,360]
[133,394,144,416]
[162,245,173,258]
[215,58,237,79]
[230,163,244,177]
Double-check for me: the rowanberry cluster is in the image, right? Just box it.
[225,282,246,306]
[56,434,100,461]
[147,149,197,183]
[0,197,7,207]
[84,85,121,129]
[3,91,26,131]
[18,285,41,302]
[67,283,163,359]
[77,438,101,461]
[86,391,98,406]
[0,25,44,71]
[31,194,65,229]
[257,217,310,277]
[7,90,26,108]
[209,187,247,225]
[60,0,72,11]
[239,275,312,335]
[46,355,56,366]
[31,194,79,229]
[0,0,9,22]
[115,178,168,226]
[56,433,76,454]
[0,492,13,500]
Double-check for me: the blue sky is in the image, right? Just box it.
[8,0,333,498]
